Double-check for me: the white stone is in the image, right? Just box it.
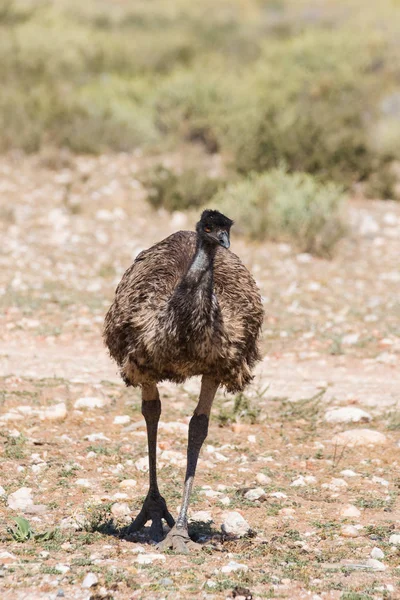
[0,551,17,560]
[340,469,359,478]
[341,525,361,538]
[0,486,6,497]
[372,476,389,487]
[291,476,306,487]
[256,473,271,485]
[135,457,149,472]
[201,490,223,498]
[113,415,131,425]
[324,407,371,424]
[7,487,33,510]
[111,502,131,519]
[55,564,70,574]
[269,492,287,499]
[82,573,99,588]
[359,214,379,236]
[322,478,348,491]
[244,487,266,501]
[366,558,386,571]
[247,435,256,444]
[376,352,397,365]
[341,505,361,518]
[219,496,231,506]
[389,534,400,545]
[190,511,213,523]
[75,479,92,488]
[221,512,251,537]
[39,403,67,421]
[84,433,110,442]
[159,421,188,435]
[119,479,137,490]
[135,553,166,565]
[331,429,387,446]
[74,397,106,409]
[371,547,384,559]
[341,334,360,346]
[220,560,248,574]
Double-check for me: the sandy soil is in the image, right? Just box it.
[0,152,399,599]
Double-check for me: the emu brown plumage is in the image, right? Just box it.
[104,210,263,552]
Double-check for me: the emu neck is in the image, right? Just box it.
[183,237,216,291]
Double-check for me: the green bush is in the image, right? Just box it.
[211,167,346,257]
[143,165,223,212]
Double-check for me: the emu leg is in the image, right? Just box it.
[157,376,219,553]
[126,384,174,542]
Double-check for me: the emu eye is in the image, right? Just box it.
[204,226,211,233]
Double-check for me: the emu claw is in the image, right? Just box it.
[157,525,201,554]
[125,493,175,543]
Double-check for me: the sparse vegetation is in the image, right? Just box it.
[211,168,346,256]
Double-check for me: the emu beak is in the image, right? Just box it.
[218,231,230,249]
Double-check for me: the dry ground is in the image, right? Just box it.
[0,152,399,600]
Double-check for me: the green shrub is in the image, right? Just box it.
[211,167,346,256]
[143,165,223,212]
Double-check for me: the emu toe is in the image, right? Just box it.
[157,525,201,554]
[125,493,175,543]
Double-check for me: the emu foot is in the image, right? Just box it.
[125,493,175,543]
[157,525,201,554]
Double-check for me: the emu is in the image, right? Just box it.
[104,209,263,553]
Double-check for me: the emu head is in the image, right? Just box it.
[196,209,233,249]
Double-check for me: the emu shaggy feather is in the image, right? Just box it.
[104,230,263,393]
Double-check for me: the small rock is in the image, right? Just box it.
[113,415,131,425]
[160,578,173,586]
[220,560,248,574]
[341,505,361,518]
[322,478,348,491]
[111,502,131,519]
[219,496,231,506]
[389,534,400,545]
[359,214,379,236]
[366,558,386,571]
[244,487,265,501]
[341,334,360,346]
[75,479,92,488]
[221,511,251,537]
[331,429,387,446]
[7,487,33,510]
[340,469,359,478]
[82,573,98,588]
[74,397,106,409]
[84,433,110,442]
[135,553,166,565]
[269,491,287,499]
[341,525,361,538]
[119,479,137,490]
[372,475,389,487]
[40,403,67,421]
[376,352,397,365]
[0,551,17,562]
[256,473,271,485]
[0,486,6,497]
[290,475,316,487]
[371,547,384,559]
[324,407,371,424]
[190,511,213,523]
[55,564,70,574]
[135,457,149,472]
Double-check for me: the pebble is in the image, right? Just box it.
[111,502,131,519]
[372,475,389,486]
[291,475,317,487]
[84,433,110,442]
[135,457,149,472]
[7,487,33,510]
[366,558,386,571]
[0,486,6,497]
[221,511,251,537]
[322,478,348,491]
[158,421,188,435]
[220,560,248,574]
[269,491,287,499]
[82,573,98,588]
[340,505,361,518]
[340,469,359,478]
[113,415,131,425]
[190,511,213,523]
[256,473,271,485]
[74,397,106,409]
[341,525,361,538]
[39,403,67,421]
[55,564,70,574]
[324,407,371,424]
[119,479,137,490]
[135,553,166,565]
[244,487,266,501]
[75,479,92,488]
[371,547,384,559]
[389,534,400,545]
[331,429,387,446]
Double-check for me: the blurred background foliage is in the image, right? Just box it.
[1,0,400,253]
